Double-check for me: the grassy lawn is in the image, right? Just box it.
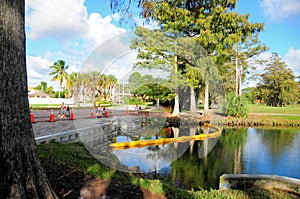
[248,104,300,115]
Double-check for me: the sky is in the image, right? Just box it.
[25,0,300,89]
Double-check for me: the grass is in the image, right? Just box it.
[245,104,300,123]
[248,104,300,114]
[37,142,297,199]
[262,115,300,121]
[30,104,61,109]
[30,103,114,110]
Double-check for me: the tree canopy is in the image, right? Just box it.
[253,53,299,106]
[123,0,265,115]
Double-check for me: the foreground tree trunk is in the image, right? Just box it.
[0,1,57,198]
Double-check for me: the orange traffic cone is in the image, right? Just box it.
[30,109,35,123]
[90,111,95,118]
[70,108,75,120]
[126,106,129,116]
[105,109,109,117]
[50,109,55,122]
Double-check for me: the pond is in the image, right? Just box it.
[86,124,300,190]
[158,127,300,189]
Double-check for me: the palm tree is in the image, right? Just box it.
[106,74,118,102]
[49,60,69,98]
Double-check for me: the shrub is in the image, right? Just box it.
[224,93,249,117]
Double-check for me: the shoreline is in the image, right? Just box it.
[165,113,300,128]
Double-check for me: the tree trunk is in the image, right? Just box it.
[172,92,180,116]
[203,78,209,116]
[0,1,57,198]
[234,146,241,174]
[172,55,180,116]
[235,53,239,96]
[235,51,242,96]
[189,127,196,154]
[190,86,197,114]
[239,65,243,96]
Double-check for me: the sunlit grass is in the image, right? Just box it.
[248,104,300,114]
[262,115,300,121]
[30,104,61,109]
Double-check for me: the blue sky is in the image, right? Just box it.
[25,0,300,89]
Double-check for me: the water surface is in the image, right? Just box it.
[111,127,300,189]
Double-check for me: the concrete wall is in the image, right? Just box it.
[29,98,74,105]
[35,122,119,145]
[219,174,300,193]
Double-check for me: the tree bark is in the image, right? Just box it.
[0,1,57,198]
[172,55,180,116]
[239,65,243,96]
[235,51,242,96]
[203,78,209,116]
[235,53,239,96]
[172,92,180,116]
[189,86,197,114]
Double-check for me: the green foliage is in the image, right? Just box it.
[53,89,67,98]
[66,71,118,103]
[49,60,69,87]
[129,72,173,105]
[35,81,47,91]
[34,81,54,95]
[128,97,143,105]
[252,53,299,106]
[129,0,265,115]
[224,93,249,117]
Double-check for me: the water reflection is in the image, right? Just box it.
[243,128,300,178]
[164,127,300,190]
[111,125,208,173]
[81,125,300,190]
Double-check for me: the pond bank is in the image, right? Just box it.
[165,112,300,128]
[38,142,298,199]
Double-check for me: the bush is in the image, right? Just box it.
[224,93,249,117]
[128,97,143,105]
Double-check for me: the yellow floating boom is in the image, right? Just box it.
[110,124,221,149]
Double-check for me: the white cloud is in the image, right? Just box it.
[260,0,300,21]
[27,56,52,86]
[25,0,128,87]
[25,0,89,39]
[111,13,121,21]
[84,13,126,51]
[284,48,300,75]
[25,0,125,46]
[81,32,137,80]
[27,55,79,89]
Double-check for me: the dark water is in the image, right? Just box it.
[111,127,300,190]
